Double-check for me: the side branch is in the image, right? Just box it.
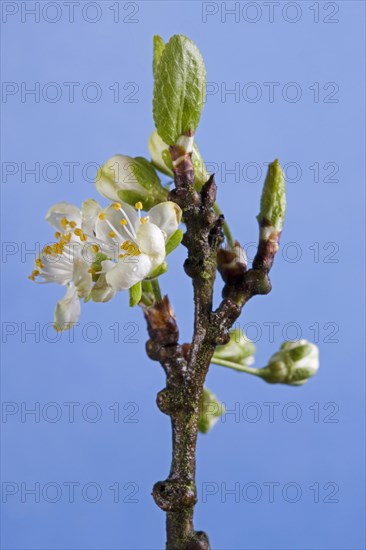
[213,221,282,335]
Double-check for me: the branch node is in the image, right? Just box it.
[152,479,197,512]
[144,296,179,345]
[156,387,186,415]
[146,339,161,361]
[243,269,272,296]
[186,532,211,550]
[208,215,224,248]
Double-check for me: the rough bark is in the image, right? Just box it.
[143,142,280,549]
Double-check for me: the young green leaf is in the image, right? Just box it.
[129,281,142,307]
[153,35,165,77]
[153,34,206,145]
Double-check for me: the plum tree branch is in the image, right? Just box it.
[143,141,282,550]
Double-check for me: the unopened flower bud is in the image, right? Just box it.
[217,241,247,284]
[213,329,255,366]
[262,340,319,386]
[198,387,225,434]
[96,154,167,209]
[148,129,209,189]
[257,159,286,235]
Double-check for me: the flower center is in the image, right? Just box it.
[97,202,149,260]
[119,240,141,259]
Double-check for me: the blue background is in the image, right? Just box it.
[1,1,365,549]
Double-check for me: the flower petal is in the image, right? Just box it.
[100,259,116,272]
[90,274,115,302]
[46,202,81,231]
[137,222,166,270]
[37,249,75,284]
[105,254,152,291]
[73,258,92,299]
[95,202,139,244]
[148,201,182,241]
[53,283,80,331]
[81,199,101,236]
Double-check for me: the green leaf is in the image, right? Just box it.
[198,388,225,434]
[129,281,142,307]
[153,34,206,145]
[165,229,183,255]
[153,35,165,77]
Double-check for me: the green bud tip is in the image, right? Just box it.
[258,159,286,233]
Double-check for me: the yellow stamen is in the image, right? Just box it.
[108,231,116,238]
[120,240,141,256]
[119,218,128,225]
[60,217,68,230]
[80,234,87,242]
[54,231,61,239]
[113,202,121,210]
[74,228,83,237]
[135,201,143,210]
[140,216,149,224]
[98,212,106,220]
[35,259,44,269]
[69,221,77,228]
[92,245,99,254]
[52,243,64,254]
[28,269,40,281]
